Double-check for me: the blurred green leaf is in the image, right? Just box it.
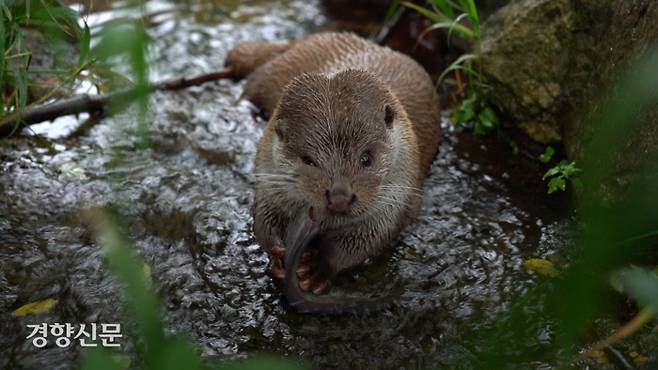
[455,97,474,124]
[437,53,477,87]
[547,177,565,194]
[78,22,91,67]
[458,0,479,37]
[382,0,401,23]
[403,2,473,39]
[475,106,498,134]
[221,355,307,370]
[82,348,129,370]
[539,146,555,163]
[152,337,205,370]
[433,0,455,18]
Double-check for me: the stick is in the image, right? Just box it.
[0,68,234,137]
[576,306,655,361]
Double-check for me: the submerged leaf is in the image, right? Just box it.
[12,298,58,316]
[523,258,559,277]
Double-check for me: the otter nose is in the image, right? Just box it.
[325,188,357,213]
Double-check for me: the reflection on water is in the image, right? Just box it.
[0,1,572,369]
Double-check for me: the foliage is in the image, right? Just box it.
[0,0,150,139]
[82,211,306,370]
[92,16,151,145]
[542,160,581,194]
[539,146,584,194]
[451,90,498,134]
[0,0,91,132]
[400,0,499,134]
[477,47,658,366]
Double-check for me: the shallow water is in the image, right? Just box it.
[0,1,587,369]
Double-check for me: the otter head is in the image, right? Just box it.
[271,69,402,220]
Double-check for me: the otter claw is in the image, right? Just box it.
[313,280,331,295]
[271,264,286,279]
[271,245,285,258]
[299,274,332,295]
[269,245,286,280]
[296,264,311,279]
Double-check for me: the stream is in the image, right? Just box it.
[0,1,584,369]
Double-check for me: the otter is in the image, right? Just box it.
[225,32,441,311]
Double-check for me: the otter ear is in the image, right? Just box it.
[384,104,395,129]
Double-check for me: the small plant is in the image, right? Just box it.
[1,0,91,129]
[542,160,581,194]
[452,90,498,135]
[401,0,499,134]
[538,146,582,194]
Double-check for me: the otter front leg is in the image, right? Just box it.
[254,204,316,285]
[298,225,392,295]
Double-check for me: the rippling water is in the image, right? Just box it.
[0,1,577,369]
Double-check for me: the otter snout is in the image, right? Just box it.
[325,183,356,213]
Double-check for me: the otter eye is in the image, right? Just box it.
[360,152,372,167]
[301,155,317,167]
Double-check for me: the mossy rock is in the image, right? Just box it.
[478,0,658,194]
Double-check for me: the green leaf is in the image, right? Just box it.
[561,161,582,177]
[547,177,566,194]
[456,97,475,124]
[403,1,451,23]
[437,53,477,86]
[458,0,480,36]
[478,106,498,123]
[539,146,555,163]
[543,164,562,180]
[152,337,206,370]
[433,0,455,18]
[472,106,498,135]
[221,355,308,370]
[382,0,401,23]
[81,348,128,370]
[77,22,91,67]
[402,2,473,39]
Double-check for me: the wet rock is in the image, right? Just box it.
[479,0,658,190]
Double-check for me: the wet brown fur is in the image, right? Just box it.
[225,32,441,280]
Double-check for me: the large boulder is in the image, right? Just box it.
[478,0,658,190]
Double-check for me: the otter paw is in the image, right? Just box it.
[295,249,318,279]
[299,274,332,295]
[268,246,316,281]
[268,245,286,280]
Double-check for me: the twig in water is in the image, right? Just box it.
[577,306,654,362]
[0,68,234,137]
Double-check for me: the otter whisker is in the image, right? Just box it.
[376,196,406,207]
[253,173,298,180]
[380,185,424,195]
